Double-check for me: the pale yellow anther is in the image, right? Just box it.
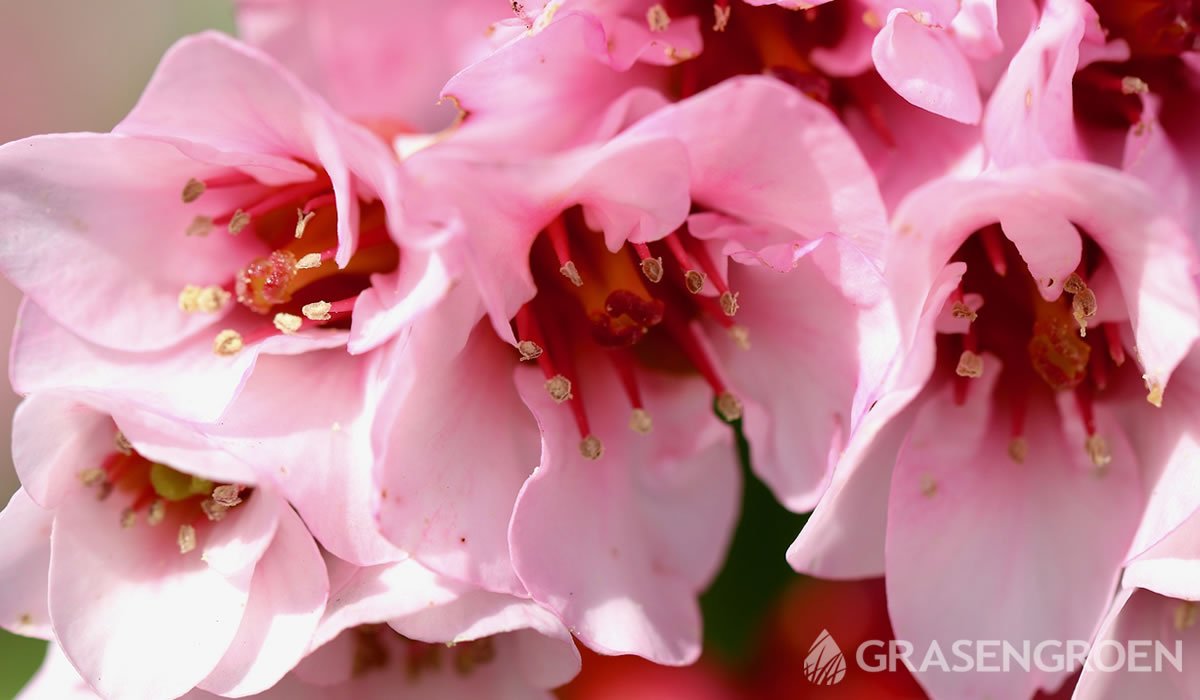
[114,431,133,456]
[79,468,106,487]
[640,257,664,283]
[181,178,206,204]
[720,291,739,317]
[951,301,977,322]
[180,285,231,313]
[228,209,251,235]
[1008,437,1029,464]
[295,253,323,270]
[862,9,882,28]
[201,499,229,522]
[1063,273,1087,295]
[956,350,984,378]
[1086,434,1112,471]
[685,270,706,294]
[186,216,214,237]
[147,499,165,526]
[213,329,244,356]
[713,3,731,31]
[715,391,743,422]
[646,3,670,32]
[120,508,137,529]
[517,340,543,361]
[1175,602,1198,631]
[1121,76,1150,95]
[273,312,303,335]
[295,209,317,239]
[919,474,937,497]
[1072,288,1097,337]
[630,408,653,434]
[545,374,573,403]
[212,484,243,508]
[560,261,583,287]
[1146,378,1165,408]
[580,435,604,460]
[177,524,197,554]
[729,325,750,350]
[302,301,333,322]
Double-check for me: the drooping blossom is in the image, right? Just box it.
[0,391,327,700]
[789,161,1200,699]
[374,74,898,664]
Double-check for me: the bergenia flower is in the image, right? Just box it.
[790,161,1200,699]
[0,392,327,700]
[376,74,898,664]
[985,0,1200,232]
[1075,506,1200,698]
[0,31,443,424]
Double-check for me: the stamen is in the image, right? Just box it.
[517,340,543,361]
[78,468,106,486]
[147,499,165,526]
[212,484,243,507]
[713,1,731,31]
[632,244,663,283]
[646,3,670,32]
[177,524,197,554]
[580,435,604,460]
[1085,434,1112,471]
[178,284,232,313]
[273,312,303,334]
[295,209,317,239]
[295,253,323,270]
[715,391,743,422]
[1063,273,1087,294]
[1103,323,1126,366]
[629,408,653,434]
[181,178,206,204]
[1175,602,1198,632]
[1121,76,1149,95]
[664,235,706,293]
[201,499,229,522]
[719,291,739,316]
[980,225,1008,276]
[213,329,244,356]
[545,374,574,403]
[114,431,133,456]
[302,301,333,321]
[1007,437,1029,464]
[547,219,583,287]
[120,508,137,529]
[685,270,706,294]
[186,216,213,237]
[729,325,751,350]
[951,301,977,322]
[227,209,251,235]
[955,350,984,378]
[1146,378,1164,407]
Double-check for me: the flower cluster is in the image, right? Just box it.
[1,0,1199,698]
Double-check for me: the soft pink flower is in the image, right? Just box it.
[374,74,898,664]
[1075,506,1200,698]
[0,393,328,700]
[789,161,1200,699]
[0,31,444,423]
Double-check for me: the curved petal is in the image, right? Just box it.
[509,354,739,665]
[49,485,279,699]
[872,9,982,124]
[16,644,100,700]
[0,489,53,638]
[885,362,1141,699]
[1123,506,1200,601]
[11,393,115,509]
[200,506,328,697]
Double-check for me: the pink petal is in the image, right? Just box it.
[12,393,115,509]
[0,489,53,638]
[16,644,101,700]
[199,506,328,697]
[49,484,279,699]
[1124,506,1200,601]
[509,357,739,665]
[871,9,982,124]
[885,360,1142,699]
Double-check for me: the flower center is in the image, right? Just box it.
[937,228,1125,468]
[176,169,399,354]
[513,210,747,458]
[77,430,250,554]
[1074,1,1198,128]
[350,625,496,680]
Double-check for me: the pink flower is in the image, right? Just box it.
[0,31,444,423]
[984,0,1200,233]
[790,161,1200,699]
[0,392,328,700]
[1075,506,1200,698]
[375,74,898,664]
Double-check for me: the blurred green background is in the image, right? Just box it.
[0,3,237,695]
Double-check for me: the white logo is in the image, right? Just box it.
[804,629,848,685]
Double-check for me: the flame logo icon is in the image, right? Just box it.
[804,629,847,685]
